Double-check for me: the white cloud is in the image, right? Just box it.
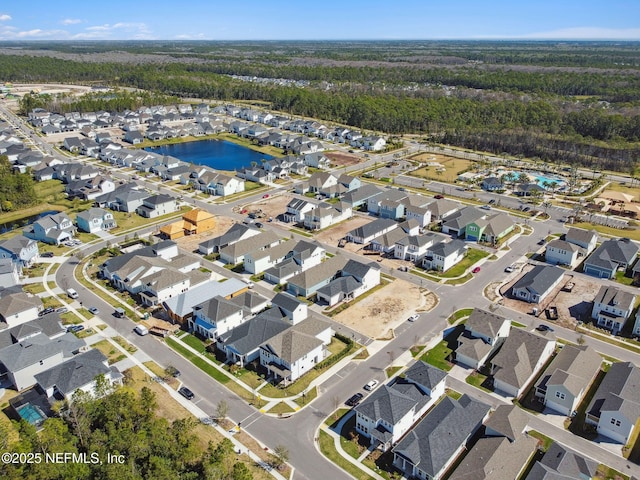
[0,14,11,21]
[61,18,82,25]
[174,33,207,40]
[74,22,153,39]
[521,27,640,40]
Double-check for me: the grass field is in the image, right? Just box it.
[572,222,640,241]
[409,154,473,183]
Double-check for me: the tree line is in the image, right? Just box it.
[0,155,37,212]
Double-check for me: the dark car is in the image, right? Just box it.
[41,252,54,258]
[66,325,84,333]
[472,267,481,273]
[434,194,444,199]
[488,199,496,204]
[179,387,195,400]
[536,324,554,332]
[255,222,264,229]
[345,393,364,407]
[38,307,55,317]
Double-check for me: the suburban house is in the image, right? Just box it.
[303,202,352,231]
[136,194,178,219]
[65,175,115,201]
[34,348,122,402]
[262,240,325,284]
[490,328,556,398]
[0,234,39,269]
[464,213,514,244]
[76,207,117,233]
[244,240,295,275]
[295,172,337,196]
[534,345,602,416]
[393,232,441,263]
[94,184,149,212]
[545,239,582,266]
[426,198,460,222]
[367,190,408,216]
[219,230,282,265]
[583,238,639,279]
[565,227,598,255]
[342,184,383,209]
[23,212,76,245]
[449,435,537,480]
[369,219,420,254]
[347,218,398,244]
[163,278,248,325]
[0,260,20,288]
[456,308,511,370]
[591,285,636,335]
[316,259,381,307]
[287,255,349,298]
[392,395,490,480]
[0,329,84,391]
[586,361,640,444]
[441,206,485,238]
[160,208,215,240]
[421,239,468,273]
[283,198,315,223]
[190,295,247,340]
[511,265,565,304]
[259,318,333,383]
[525,442,598,480]
[198,223,260,255]
[481,177,504,191]
[0,287,43,328]
[405,203,433,228]
[484,404,529,442]
[355,361,446,451]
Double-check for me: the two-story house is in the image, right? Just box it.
[591,285,636,335]
[76,207,117,233]
[421,239,467,272]
[0,234,39,270]
[456,308,511,370]
[24,213,76,245]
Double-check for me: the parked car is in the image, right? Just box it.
[66,325,84,333]
[408,313,419,322]
[179,387,195,400]
[262,194,270,198]
[472,267,481,273]
[38,307,55,317]
[480,205,491,210]
[364,380,379,391]
[537,239,546,245]
[488,199,496,204]
[504,265,515,273]
[255,222,264,229]
[345,393,364,407]
[434,194,444,199]
[134,325,149,336]
[536,324,554,332]
[41,252,54,258]
[88,307,99,315]
[55,307,68,314]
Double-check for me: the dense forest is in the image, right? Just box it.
[0,155,37,212]
[1,40,639,172]
[0,386,254,480]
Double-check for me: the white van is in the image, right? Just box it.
[134,325,149,336]
[66,288,79,299]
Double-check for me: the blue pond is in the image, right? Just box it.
[145,139,272,172]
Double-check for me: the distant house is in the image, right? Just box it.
[490,328,556,398]
[283,198,315,223]
[124,131,144,144]
[0,287,43,328]
[465,213,514,244]
[0,260,20,288]
[287,255,349,298]
[426,198,460,222]
[481,176,504,191]
[34,349,122,402]
[0,234,39,269]
[393,232,440,263]
[583,238,639,279]
[198,223,260,255]
[160,208,215,240]
[545,239,581,266]
[534,345,602,416]
[586,361,640,444]
[76,208,117,233]
[23,213,76,245]
[219,231,281,265]
[354,361,446,451]
[392,395,490,480]
[347,218,397,244]
[511,265,565,304]
[456,308,511,370]
[303,202,352,231]
[514,183,544,197]
[441,206,485,238]
[591,285,636,335]
[135,194,177,219]
[190,295,246,340]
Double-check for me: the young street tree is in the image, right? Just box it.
[215,399,229,423]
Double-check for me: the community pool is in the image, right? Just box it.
[534,174,566,188]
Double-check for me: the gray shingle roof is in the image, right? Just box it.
[403,361,447,391]
[586,238,639,271]
[348,218,397,240]
[34,348,111,396]
[512,265,565,297]
[483,405,529,442]
[221,309,290,356]
[525,442,598,480]
[392,395,490,478]
[355,382,428,426]
[565,227,597,248]
[466,308,508,340]
[593,285,636,313]
[586,361,640,423]
[271,292,304,314]
[0,234,36,255]
[193,295,242,322]
[0,332,84,372]
[288,255,348,290]
[491,328,554,391]
[535,345,602,398]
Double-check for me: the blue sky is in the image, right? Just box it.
[0,1,638,41]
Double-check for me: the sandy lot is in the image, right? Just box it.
[240,193,293,223]
[315,215,372,245]
[325,151,363,167]
[333,279,437,339]
[499,265,602,329]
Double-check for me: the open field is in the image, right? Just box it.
[325,151,363,168]
[408,154,474,183]
[332,279,434,339]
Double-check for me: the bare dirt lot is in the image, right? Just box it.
[315,215,372,244]
[499,265,602,330]
[325,151,363,168]
[241,193,293,223]
[333,279,437,339]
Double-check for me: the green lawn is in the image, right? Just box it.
[421,340,454,371]
[465,371,492,393]
[293,387,318,407]
[267,402,295,415]
[615,270,635,286]
[447,308,473,325]
[385,366,403,378]
[318,431,375,480]
[527,430,553,452]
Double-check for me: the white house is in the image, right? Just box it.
[591,285,636,335]
[136,194,177,219]
[190,295,246,340]
[24,212,76,245]
[76,208,117,233]
[316,260,381,307]
[421,239,467,272]
[456,309,511,370]
[545,239,581,266]
[0,289,42,328]
[0,235,39,269]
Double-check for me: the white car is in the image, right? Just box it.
[364,380,379,391]
[408,313,419,322]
